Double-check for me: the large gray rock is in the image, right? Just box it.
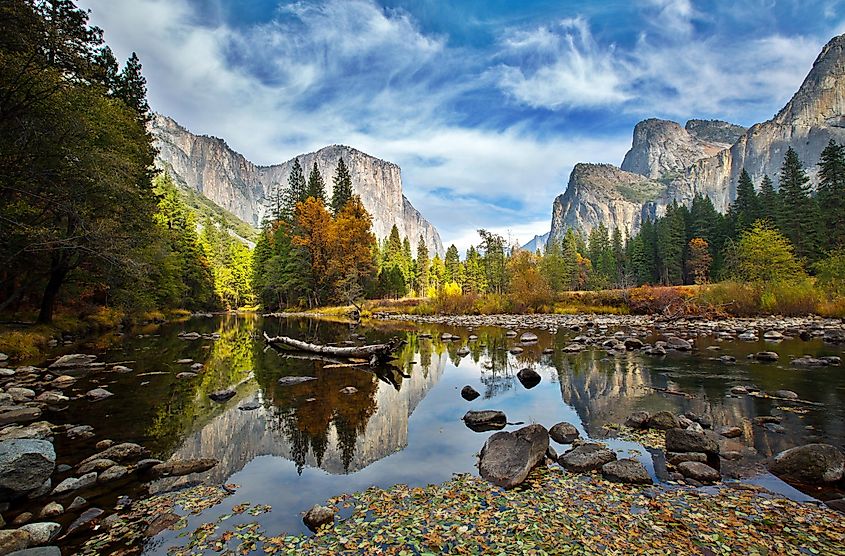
[647,411,679,430]
[479,424,549,489]
[769,444,845,484]
[0,440,56,501]
[516,368,541,389]
[677,461,720,483]
[559,443,617,473]
[462,410,507,432]
[303,504,335,532]
[48,354,96,369]
[665,428,719,455]
[51,472,96,496]
[460,385,480,401]
[601,459,652,484]
[79,443,145,465]
[18,523,59,545]
[548,422,580,444]
[6,548,61,556]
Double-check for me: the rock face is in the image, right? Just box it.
[478,424,549,489]
[620,119,740,179]
[150,115,444,255]
[546,34,845,237]
[769,443,845,484]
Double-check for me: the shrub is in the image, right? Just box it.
[626,285,694,315]
[814,250,845,297]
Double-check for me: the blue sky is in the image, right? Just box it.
[82,0,845,252]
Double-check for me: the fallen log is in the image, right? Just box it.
[263,331,403,365]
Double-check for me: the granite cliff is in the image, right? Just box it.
[543,33,845,244]
[150,115,444,255]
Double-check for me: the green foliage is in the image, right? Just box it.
[732,221,805,283]
[814,249,845,297]
[306,161,326,203]
[330,157,354,216]
[817,140,845,249]
[729,169,759,233]
[777,147,820,262]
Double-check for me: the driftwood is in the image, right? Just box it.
[263,332,403,366]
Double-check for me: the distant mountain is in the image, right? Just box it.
[521,231,550,253]
[150,115,444,255]
[548,33,845,241]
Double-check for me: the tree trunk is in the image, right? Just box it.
[37,256,68,324]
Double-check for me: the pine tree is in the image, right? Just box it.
[284,159,307,219]
[331,157,354,216]
[729,169,759,233]
[463,246,487,294]
[757,175,780,225]
[817,140,845,250]
[444,245,461,284]
[656,203,685,285]
[777,147,820,262]
[416,236,430,294]
[115,52,150,120]
[306,161,326,203]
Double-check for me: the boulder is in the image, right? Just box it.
[667,452,707,466]
[462,410,507,432]
[150,458,218,478]
[677,461,720,483]
[479,424,549,489]
[18,523,59,545]
[0,422,52,442]
[665,428,719,455]
[51,473,96,496]
[77,459,117,474]
[6,547,61,556]
[38,503,62,519]
[623,338,644,350]
[303,504,335,532]
[718,426,743,439]
[97,465,128,483]
[791,356,828,367]
[647,411,679,430]
[559,443,617,473]
[0,408,42,427]
[460,386,480,401]
[0,529,31,555]
[665,337,692,351]
[519,332,538,344]
[238,401,260,411]
[561,344,584,353]
[548,422,580,444]
[624,411,650,429]
[516,368,541,389]
[208,389,235,402]
[339,386,357,395]
[754,351,779,362]
[774,390,798,399]
[769,444,845,484]
[84,388,113,402]
[48,354,96,369]
[601,459,651,484]
[79,443,145,465]
[456,346,470,357]
[0,440,55,501]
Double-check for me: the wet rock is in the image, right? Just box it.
[176,372,197,379]
[825,498,845,513]
[549,422,580,445]
[561,344,584,353]
[508,347,524,355]
[559,443,617,473]
[303,504,335,532]
[178,332,201,340]
[66,426,94,440]
[542,348,555,354]
[753,415,782,425]
[339,386,358,395]
[667,452,708,466]
[98,465,128,483]
[38,503,62,519]
[763,330,784,340]
[822,356,841,366]
[7,547,62,556]
[440,332,454,341]
[719,355,736,364]
[718,426,743,439]
[111,365,132,373]
[208,389,235,402]
[12,513,32,526]
[677,461,720,483]
[790,356,827,367]
[479,424,549,489]
[175,359,193,364]
[48,354,96,369]
[0,423,53,442]
[277,376,317,386]
[623,338,644,350]
[80,443,145,465]
[505,330,517,338]
[729,386,748,395]
[66,507,103,535]
[456,346,470,357]
[0,529,31,554]
[665,337,692,351]
[51,472,96,496]
[0,440,55,501]
[19,523,59,545]
[774,390,798,399]
[769,444,845,484]
[77,459,116,475]
[463,410,507,432]
[85,388,113,402]
[601,459,651,484]
[66,497,86,512]
[95,440,113,450]
[754,351,779,362]
[150,458,218,479]
[460,386,480,401]
[645,345,667,356]
[516,368,541,389]
[519,332,538,343]
[665,428,719,455]
[647,411,679,431]
[738,331,757,341]
[764,423,786,433]
[238,401,260,411]
[0,408,42,426]
[144,512,180,537]
[624,411,650,429]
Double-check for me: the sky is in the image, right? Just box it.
[80,0,845,253]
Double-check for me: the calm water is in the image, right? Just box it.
[46,315,845,553]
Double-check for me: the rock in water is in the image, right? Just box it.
[208,389,235,402]
[303,504,335,532]
[519,332,538,343]
[85,388,113,401]
[516,368,541,389]
[677,461,720,483]
[0,440,56,501]
[462,410,507,432]
[624,411,650,429]
[549,422,580,444]
[150,458,218,478]
[647,411,679,430]
[754,351,779,362]
[559,443,617,473]
[601,459,652,484]
[277,376,317,386]
[478,424,549,489]
[49,354,96,369]
[460,386,480,401]
[665,428,719,455]
[769,444,845,484]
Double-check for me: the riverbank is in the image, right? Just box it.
[80,466,845,555]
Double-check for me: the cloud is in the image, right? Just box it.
[494,17,631,109]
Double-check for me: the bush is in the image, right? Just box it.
[814,250,845,297]
[759,280,820,316]
[627,285,695,315]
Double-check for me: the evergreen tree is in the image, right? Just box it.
[817,140,845,250]
[729,169,759,233]
[306,161,326,203]
[777,147,820,261]
[656,203,685,285]
[331,157,354,216]
[462,246,487,293]
[283,159,307,219]
[444,244,461,284]
[611,227,625,287]
[416,236,430,295]
[757,175,780,225]
[477,229,507,294]
[115,52,150,120]
[560,229,581,290]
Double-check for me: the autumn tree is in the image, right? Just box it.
[686,237,712,284]
[292,197,333,306]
